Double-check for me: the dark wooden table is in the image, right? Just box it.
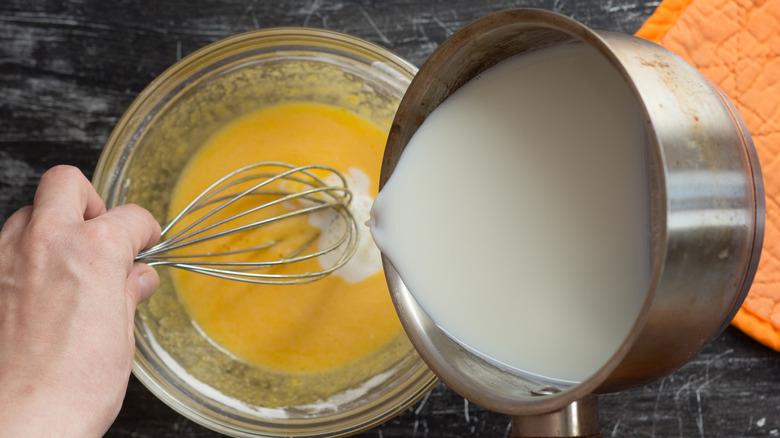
[2,1,779,437]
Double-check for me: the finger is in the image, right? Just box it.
[32,166,106,223]
[0,205,33,237]
[92,203,162,256]
[126,263,160,306]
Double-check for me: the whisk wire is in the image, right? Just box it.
[148,163,349,251]
[135,162,359,285]
[143,186,351,257]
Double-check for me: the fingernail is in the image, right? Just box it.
[137,270,159,302]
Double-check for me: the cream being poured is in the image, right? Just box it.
[369,42,651,384]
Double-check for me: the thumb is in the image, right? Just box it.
[126,263,160,308]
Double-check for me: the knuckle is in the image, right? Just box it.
[87,218,114,240]
[88,219,119,247]
[16,217,65,269]
[85,219,133,261]
[0,206,32,235]
[22,216,60,250]
[108,204,162,246]
[42,164,83,182]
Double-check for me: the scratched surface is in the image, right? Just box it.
[2,0,780,437]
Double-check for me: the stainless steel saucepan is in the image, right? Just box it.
[378,8,764,437]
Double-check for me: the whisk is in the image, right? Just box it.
[135,161,359,285]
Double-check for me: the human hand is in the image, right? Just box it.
[0,165,161,437]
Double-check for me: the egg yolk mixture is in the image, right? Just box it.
[168,102,402,374]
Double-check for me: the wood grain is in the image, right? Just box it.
[3,1,779,437]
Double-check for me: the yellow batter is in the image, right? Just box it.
[169,102,402,374]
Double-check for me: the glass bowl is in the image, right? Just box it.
[93,28,437,437]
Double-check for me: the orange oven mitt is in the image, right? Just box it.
[636,0,780,350]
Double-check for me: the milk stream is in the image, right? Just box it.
[310,168,383,283]
[369,42,651,384]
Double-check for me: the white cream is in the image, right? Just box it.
[369,42,651,384]
[310,167,383,283]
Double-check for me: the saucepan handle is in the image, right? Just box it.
[510,395,600,438]
[511,434,602,438]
